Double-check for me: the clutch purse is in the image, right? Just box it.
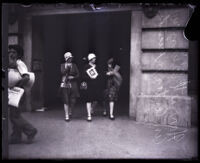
[80,81,87,90]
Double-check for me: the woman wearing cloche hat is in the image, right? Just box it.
[60,52,80,122]
[80,53,102,121]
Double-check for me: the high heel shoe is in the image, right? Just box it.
[87,116,92,122]
[103,111,107,116]
[109,115,115,120]
[65,117,70,122]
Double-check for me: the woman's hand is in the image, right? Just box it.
[80,81,87,90]
[106,71,114,76]
[68,76,74,80]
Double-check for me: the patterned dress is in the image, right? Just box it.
[104,67,122,102]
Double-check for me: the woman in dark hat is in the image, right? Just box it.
[8,45,37,144]
[103,58,122,120]
[60,52,80,121]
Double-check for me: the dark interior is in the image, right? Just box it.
[32,11,131,115]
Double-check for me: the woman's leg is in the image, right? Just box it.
[103,101,107,116]
[69,107,72,116]
[109,101,115,120]
[62,89,70,121]
[69,97,76,116]
[64,104,70,121]
[91,101,97,115]
[86,102,92,121]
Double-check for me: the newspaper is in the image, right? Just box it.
[8,87,24,108]
[86,66,98,79]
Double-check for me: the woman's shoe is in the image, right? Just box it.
[87,116,92,122]
[27,129,37,144]
[65,117,70,122]
[109,115,115,120]
[103,111,107,116]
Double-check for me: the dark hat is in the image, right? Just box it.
[107,58,114,64]
[8,45,24,59]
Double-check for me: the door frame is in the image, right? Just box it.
[21,6,143,119]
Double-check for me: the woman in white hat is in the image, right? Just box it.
[81,53,102,121]
[60,52,80,121]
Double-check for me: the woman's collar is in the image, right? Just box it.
[89,62,96,67]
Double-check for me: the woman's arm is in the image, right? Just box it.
[16,74,30,88]
[16,59,30,87]
[61,63,68,75]
[72,64,80,79]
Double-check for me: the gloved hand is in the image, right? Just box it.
[80,81,87,90]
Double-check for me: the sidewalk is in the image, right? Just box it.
[8,109,198,159]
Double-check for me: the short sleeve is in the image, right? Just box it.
[16,59,29,76]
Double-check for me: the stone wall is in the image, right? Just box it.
[8,15,31,112]
[135,7,192,127]
[8,21,19,45]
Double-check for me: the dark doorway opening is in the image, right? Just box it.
[32,11,131,116]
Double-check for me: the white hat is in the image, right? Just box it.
[88,53,96,61]
[64,52,73,61]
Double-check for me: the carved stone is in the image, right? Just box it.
[8,36,18,45]
[136,96,191,127]
[165,30,189,49]
[141,73,188,96]
[8,20,18,33]
[141,52,188,71]
[142,31,164,49]
[142,8,189,28]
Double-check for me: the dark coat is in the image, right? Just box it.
[60,63,80,98]
[81,64,103,102]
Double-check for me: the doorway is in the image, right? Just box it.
[32,11,131,116]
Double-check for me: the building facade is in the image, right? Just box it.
[6,3,198,128]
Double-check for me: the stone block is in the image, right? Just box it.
[142,8,189,28]
[141,73,188,96]
[165,30,189,49]
[142,31,164,49]
[8,35,18,45]
[129,11,142,119]
[8,21,18,33]
[136,96,191,127]
[141,52,188,71]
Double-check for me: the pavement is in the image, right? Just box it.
[8,107,198,160]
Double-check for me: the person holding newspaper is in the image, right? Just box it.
[8,45,37,144]
[81,53,103,121]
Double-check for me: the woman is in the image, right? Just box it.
[60,52,80,122]
[103,58,122,120]
[81,53,102,121]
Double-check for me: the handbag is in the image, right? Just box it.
[80,81,87,90]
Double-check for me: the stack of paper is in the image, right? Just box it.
[8,87,24,108]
